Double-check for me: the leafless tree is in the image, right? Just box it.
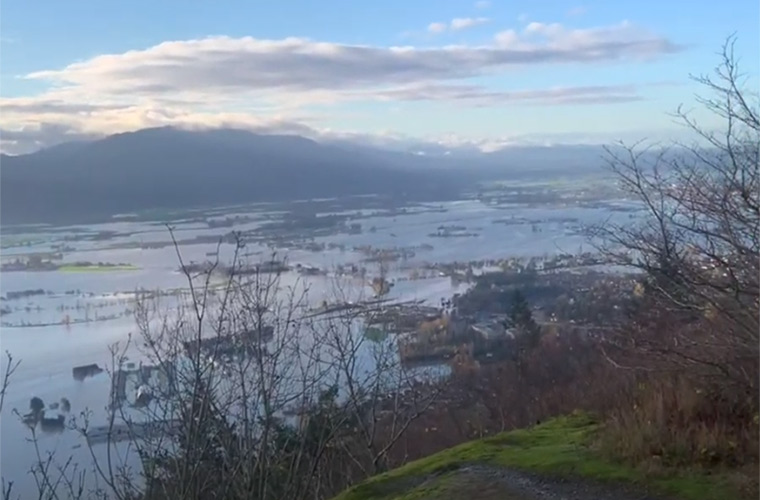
[593,36,759,395]
[0,352,19,415]
[12,231,443,500]
[1,352,21,500]
[316,277,443,477]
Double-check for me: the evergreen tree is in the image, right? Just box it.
[508,290,540,349]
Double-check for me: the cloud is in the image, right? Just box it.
[567,6,587,17]
[474,1,491,9]
[26,24,680,96]
[331,127,695,155]
[494,30,520,46]
[450,17,490,31]
[505,21,670,59]
[0,97,130,115]
[0,108,320,155]
[0,81,647,154]
[3,119,683,157]
[370,83,643,106]
[0,124,101,155]
[418,129,691,152]
[427,17,490,34]
[2,21,683,153]
[427,22,447,34]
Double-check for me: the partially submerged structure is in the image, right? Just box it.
[72,363,104,381]
[182,326,274,360]
[111,361,175,408]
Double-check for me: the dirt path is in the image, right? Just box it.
[411,465,667,500]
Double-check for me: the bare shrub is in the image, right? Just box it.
[49,234,444,500]
[601,375,758,468]
[592,36,759,396]
[590,37,759,487]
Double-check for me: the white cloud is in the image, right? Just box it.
[422,129,689,152]
[502,21,662,57]
[0,124,100,155]
[567,6,587,17]
[2,21,682,153]
[427,22,447,33]
[494,29,520,46]
[370,83,643,106]
[450,17,490,31]
[474,0,491,9]
[3,119,687,157]
[524,21,564,37]
[428,17,490,34]
[0,82,646,145]
[26,23,677,95]
[0,106,320,155]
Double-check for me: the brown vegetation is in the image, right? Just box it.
[384,37,760,496]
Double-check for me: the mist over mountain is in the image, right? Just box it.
[0,127,611,225]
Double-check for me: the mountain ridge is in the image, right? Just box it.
[0,127,462,225]
[0,126,619,225]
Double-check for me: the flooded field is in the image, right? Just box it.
[0,180,642,491]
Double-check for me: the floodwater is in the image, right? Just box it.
[0,194,640,495]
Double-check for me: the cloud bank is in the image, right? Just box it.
[428,17,490,33]
[1,20,682,154]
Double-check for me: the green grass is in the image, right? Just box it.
[333,412,745,500]
[58,264,139,272]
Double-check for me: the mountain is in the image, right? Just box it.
[0,127,623,226]
[0,127,461,225]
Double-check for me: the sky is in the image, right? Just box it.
[0,0,758,154]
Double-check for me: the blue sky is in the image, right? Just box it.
[1,0,757,153]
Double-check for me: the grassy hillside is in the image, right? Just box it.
[333,412,746,500]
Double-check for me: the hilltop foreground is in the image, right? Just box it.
[333,413,748,500]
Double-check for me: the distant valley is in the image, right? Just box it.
[0,127,612,225]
